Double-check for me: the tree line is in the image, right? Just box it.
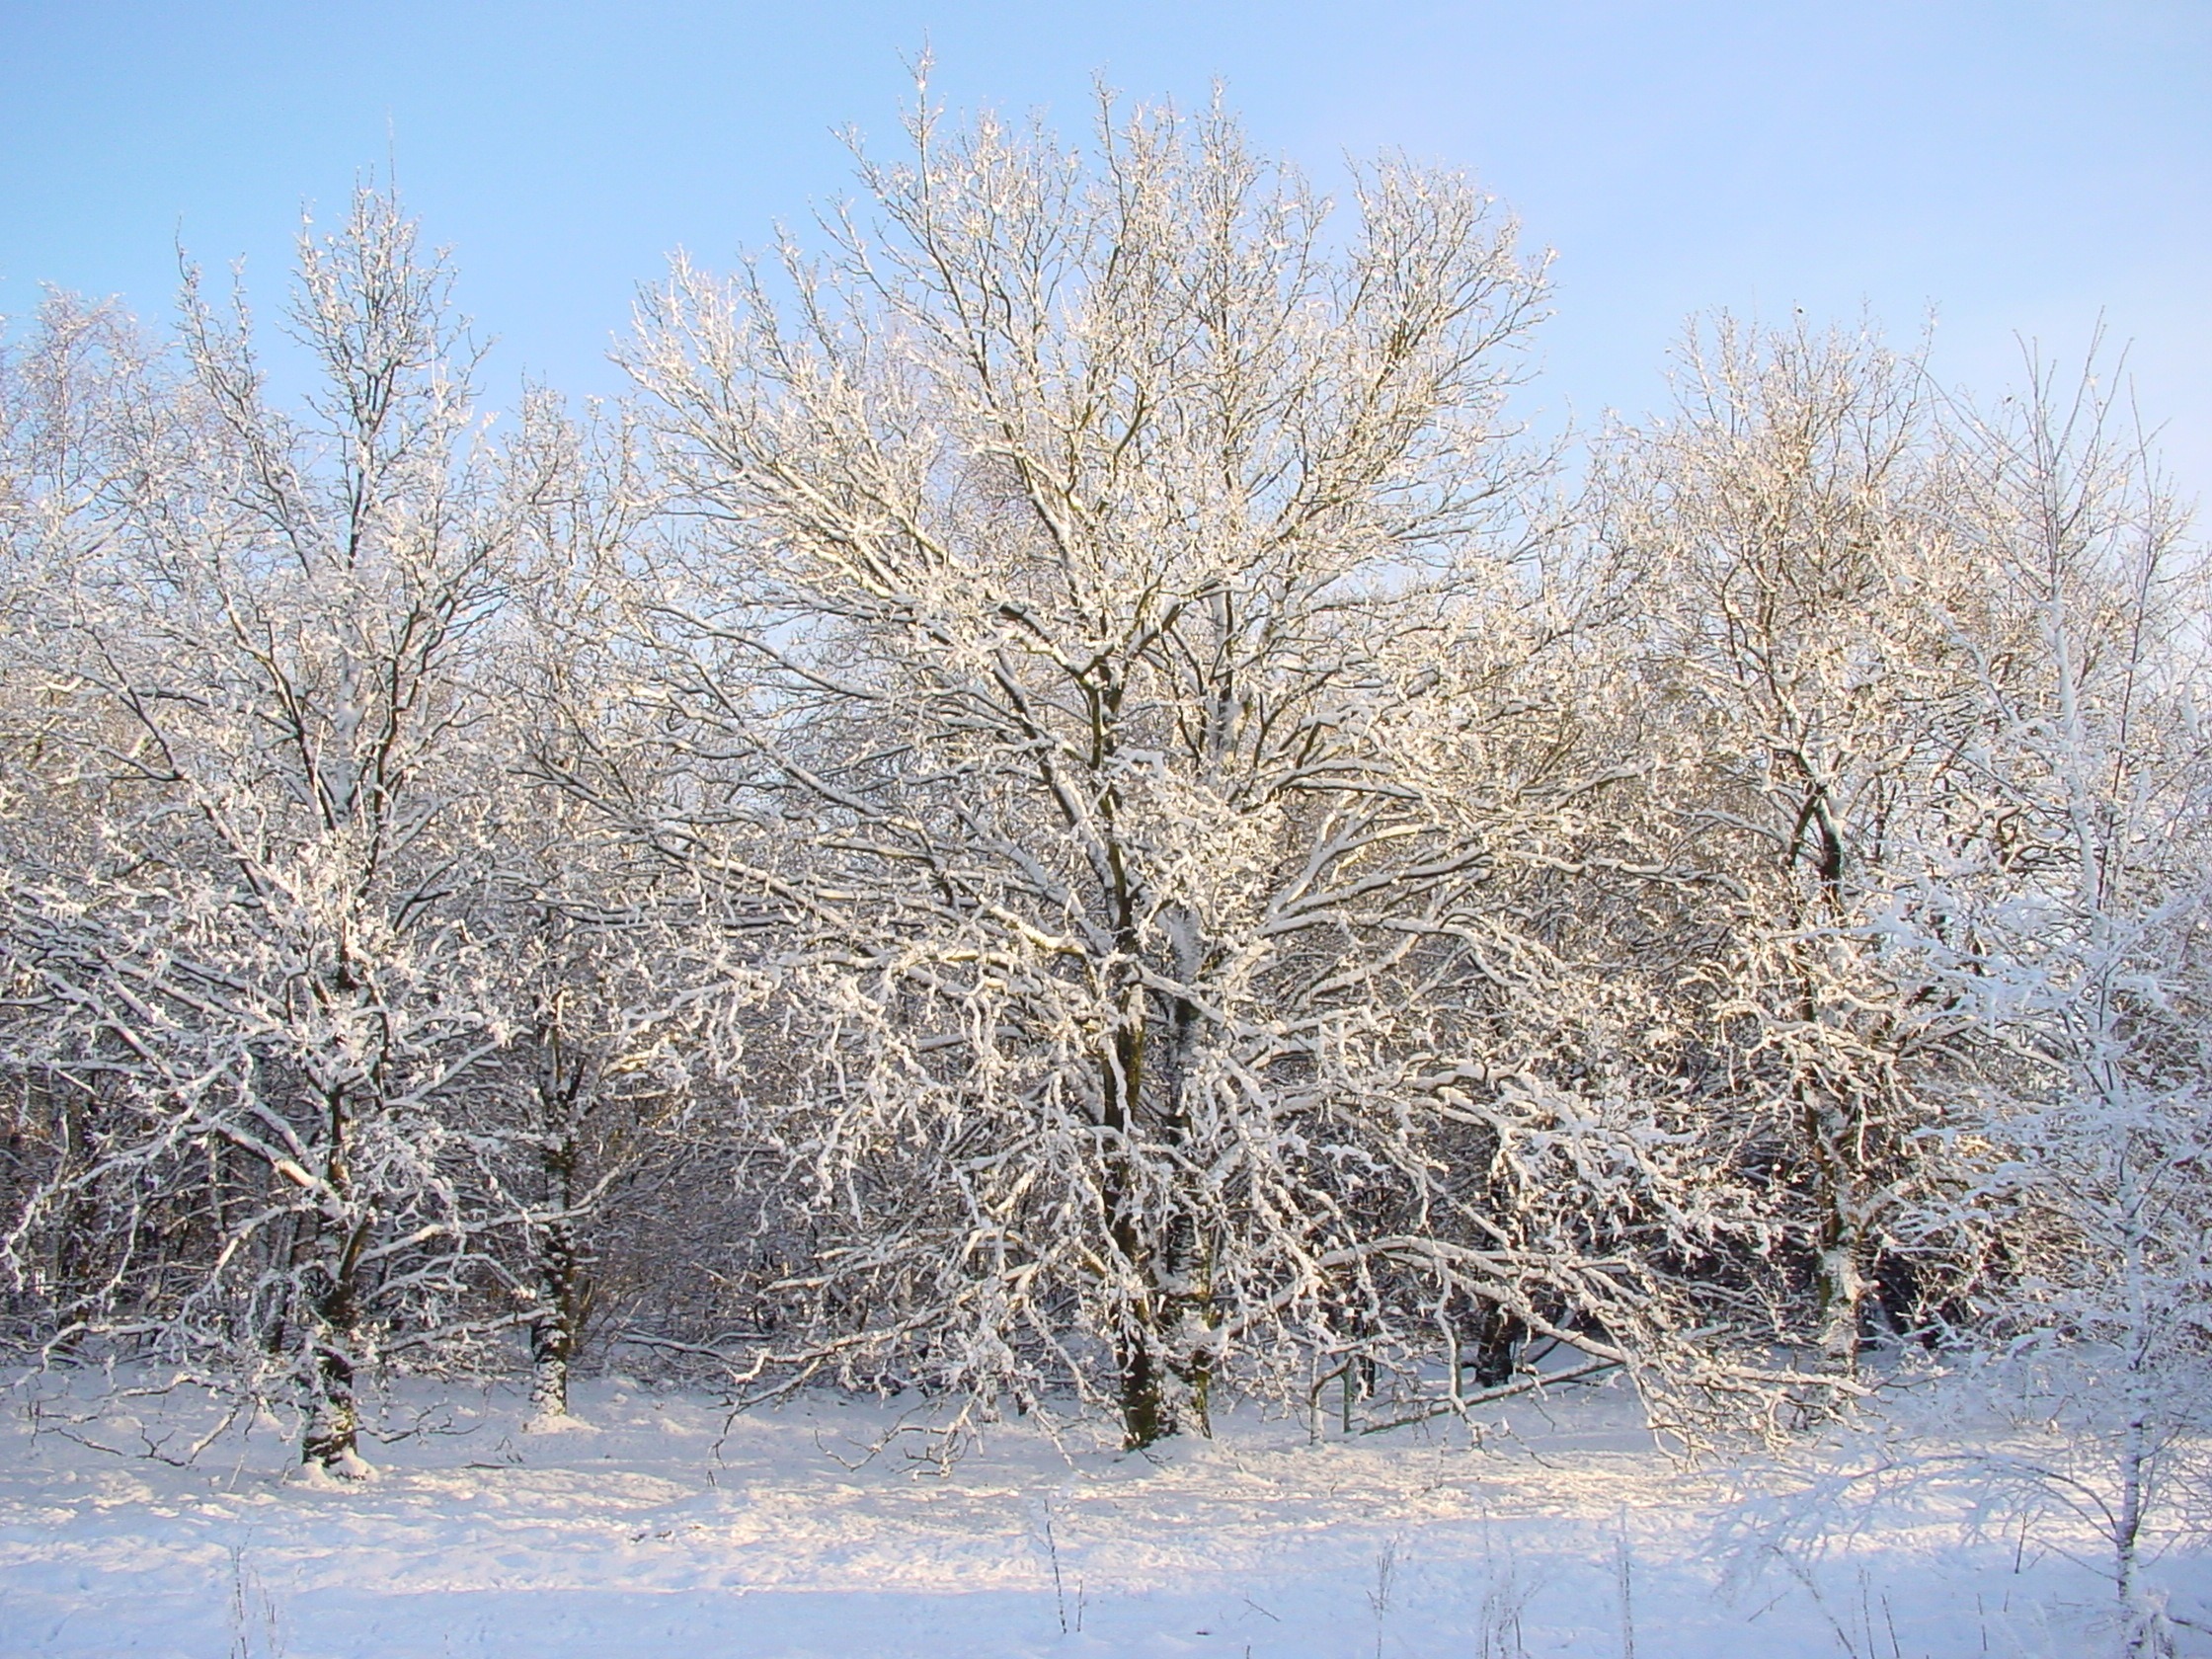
[1,93,2205,1540]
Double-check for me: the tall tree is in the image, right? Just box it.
[612,87,1743,1447]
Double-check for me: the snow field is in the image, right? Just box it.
[3,1376,2196,1657]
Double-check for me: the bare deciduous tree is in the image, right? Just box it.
[1908,347,2210,1658]
[609,86,1765,1448]
[1,189,546,1472]
[1599,319,1993,1372]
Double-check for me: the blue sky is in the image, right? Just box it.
[4,1,2206,495]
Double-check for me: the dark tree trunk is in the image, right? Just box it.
[301,1262,362,1470]
[1466,1302,1524,1389]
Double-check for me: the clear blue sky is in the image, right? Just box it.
[4,1,2207,496]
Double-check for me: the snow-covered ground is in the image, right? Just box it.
[0,1374,2202,1657]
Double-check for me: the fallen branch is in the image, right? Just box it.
[1358,1355,1625,1436]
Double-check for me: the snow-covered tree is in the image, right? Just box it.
[4,80,2201,1530]
[0,190,547,1472]
[1597,319,1995,1372]
[605,86,1783,1448]
[0,296,170,1347]
[480,403,762,1421]
[1898,350,2211,1655]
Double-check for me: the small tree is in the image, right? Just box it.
[1906,348,2209,1656]
[1598,319,1996,1372]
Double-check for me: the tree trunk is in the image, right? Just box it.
[528,1208,587,1420]
[1101,964,1177,1450]
[1116,1321,1170,1450]
[1466,1302,1524,1388]
[1806,1099,1867,1374]
[1790,1016,1867,1375]
[1155,961,1214,1439]
[300,1123,370,1475]
[301,1265,364,1473]
[2116,1409,2164,1658]
[528,1323,574,1420]
[1814,1232,1865,1370]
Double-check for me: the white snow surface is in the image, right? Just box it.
[1,1375,2203,1657]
